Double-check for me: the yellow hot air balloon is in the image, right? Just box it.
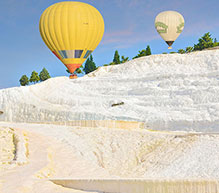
[39,2,104,78]
[155,11,184,49]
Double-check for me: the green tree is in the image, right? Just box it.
[133,50,145,59]
[193,32,214,51]
[145,45,152,55]
[186,46,193,53]
[39,68,51,81]
[121,56,129,63]
[83,55,97,74]
[103,62,116,66]
[19,75,29,86]
[213,38,219,47]
[133,45,151,59]
[29,71,40,83]
[178,49,186,54]
[113,50,121,64]
[75,66,83,74]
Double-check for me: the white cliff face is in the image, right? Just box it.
[0,50,219,132]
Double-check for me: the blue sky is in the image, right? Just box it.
[0,0,219,89]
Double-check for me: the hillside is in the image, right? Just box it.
[0,50,218,132]
[0,50,219,193]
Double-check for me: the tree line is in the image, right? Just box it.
[103,45,151,66]
[176,32,219,54]
[19,32,218,86]
[19,68,51,86]
[19,45,152,86]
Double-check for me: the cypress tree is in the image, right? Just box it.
[83,55,97,74]
[145,45,152,55]
[113,50,120,64]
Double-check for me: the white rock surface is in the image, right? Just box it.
[0,127,28,171]
[0,50,219,192]
[0,122,219,193]
[0,50,219,132]
[0,127,15,165]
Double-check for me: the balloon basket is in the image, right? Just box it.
[168,47,172,49]
[69,74,77,79]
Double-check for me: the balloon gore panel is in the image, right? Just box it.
[58,50,84,59]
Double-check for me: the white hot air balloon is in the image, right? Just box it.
[155,11,185,49]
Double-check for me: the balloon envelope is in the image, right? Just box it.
[155,11,184,49]
[39,2,105,73]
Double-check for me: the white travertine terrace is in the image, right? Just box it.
[0,128,15,165]
[0,50,219,192]
[0,50,218,132]
[0,122,219,193]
